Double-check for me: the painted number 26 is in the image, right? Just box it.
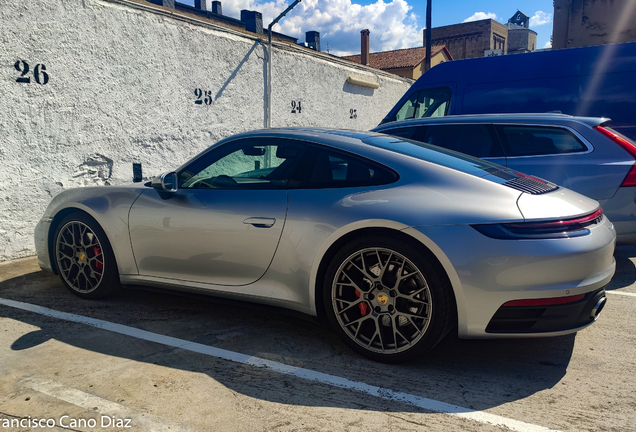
[15,60,49,85]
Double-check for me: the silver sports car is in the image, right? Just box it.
[35,129,616,363]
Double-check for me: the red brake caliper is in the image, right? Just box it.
[93,247,103,271]
[355,290,370,316]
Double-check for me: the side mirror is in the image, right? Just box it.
[151,172,178,194]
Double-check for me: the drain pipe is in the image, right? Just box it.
[267,0,302,128]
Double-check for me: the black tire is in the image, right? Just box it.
[323,234,454,363]
[53,212,121,299]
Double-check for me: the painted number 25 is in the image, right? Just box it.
[15,60,49,85]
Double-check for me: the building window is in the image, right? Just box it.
[493,33,505,50]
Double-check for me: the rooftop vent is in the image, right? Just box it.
[211,1,222,15]
[147,0,175,8]
[241,10,263,35]
[306,31,320,51]
[194,0,211,11]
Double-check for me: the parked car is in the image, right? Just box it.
[374,113,636,244]
[35,128,615,362]
[379,42,636,141]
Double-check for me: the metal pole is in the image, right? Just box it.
[267,0,302,128]
[425,0,432,71]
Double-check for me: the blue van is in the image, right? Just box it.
[380,42,636,141]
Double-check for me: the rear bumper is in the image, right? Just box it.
[409,216,616,338]
[485,288,607,333]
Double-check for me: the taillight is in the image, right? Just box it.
[472,208,604,240]
[594,125,636,186]
[502,294,585,307]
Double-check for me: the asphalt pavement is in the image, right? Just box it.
[1,246,635,432]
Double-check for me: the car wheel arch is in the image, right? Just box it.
[312,225,458,332]
[47,207,114,275]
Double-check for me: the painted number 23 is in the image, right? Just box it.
[194,89,212,105]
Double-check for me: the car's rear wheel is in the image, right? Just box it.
[54,212,120,299]
[324,234,454,363]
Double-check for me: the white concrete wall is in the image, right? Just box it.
[0,0,412,262]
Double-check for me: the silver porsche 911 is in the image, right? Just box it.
[35,128,616,363]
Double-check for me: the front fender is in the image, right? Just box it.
[42,186,146,276]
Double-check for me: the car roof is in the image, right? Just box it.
[373,113,610,130]
[176,128,395,174]
[179,127,520,182]
[215,127,385,150]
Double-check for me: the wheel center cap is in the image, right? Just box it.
[76,250,87,264]
[377,293,389,305]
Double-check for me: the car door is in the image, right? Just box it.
[128,138,303,286]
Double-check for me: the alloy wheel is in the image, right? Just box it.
[331,247,432,354]
[55,221,105,293]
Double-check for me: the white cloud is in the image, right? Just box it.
[463,12,497,23]
[543,40,552,49]
[530,11,552,27]
[200,0,423,56]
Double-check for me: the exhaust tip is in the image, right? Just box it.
[590,296,606,319]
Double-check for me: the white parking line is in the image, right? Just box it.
[0,297,560,432]
[606,290,636,298]
[22,377,197,432]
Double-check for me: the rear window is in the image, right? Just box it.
[379,126,418,140]
[363,135,508,179]
[419,124,504,158]
[496,125,588,156]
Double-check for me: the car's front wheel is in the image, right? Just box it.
[323,234,454,363]
[54,212,120,299]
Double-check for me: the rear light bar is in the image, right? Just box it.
[502,294,585,307]
[594,126,636,187]
[472,208,603,240]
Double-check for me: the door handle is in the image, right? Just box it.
[243,217,276,228]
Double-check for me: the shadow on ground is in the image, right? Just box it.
[606,244,636,290]
[0,266,575,413]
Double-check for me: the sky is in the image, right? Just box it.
[182,0,555,56]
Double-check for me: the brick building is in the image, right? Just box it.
[423,19,509,60]
[553,0,636,49]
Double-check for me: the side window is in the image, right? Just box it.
[395,87,452,121]
[496,126,588,157]
[304,148,397,188]
[179,141,303,189]
[379,126,418,140]
[420,124,504,158]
